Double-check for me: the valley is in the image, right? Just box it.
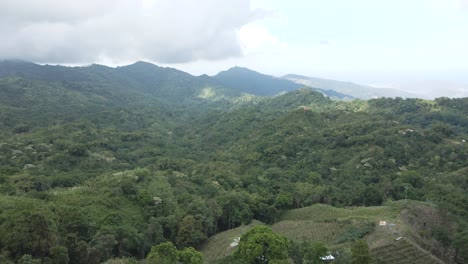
[0,61,466,264]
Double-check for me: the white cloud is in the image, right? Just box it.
[0,0,271,64]
[431,0,468,11]
[239,24,281,54]
[319,40,336,47]
[461,0,468,9]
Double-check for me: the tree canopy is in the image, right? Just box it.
[235,226,288,264]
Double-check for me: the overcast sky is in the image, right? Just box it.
[1,0,468,86]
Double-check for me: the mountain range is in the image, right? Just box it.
[3,60,452,101]
[0,59,467,264]
[282,74,420,99]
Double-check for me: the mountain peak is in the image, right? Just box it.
[219,66,262,75]
[214,66,301,96]
[125,61,161,69]
[282,74,307,79]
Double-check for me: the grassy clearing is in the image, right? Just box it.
[277,203,400,248]
[200,201,442,264]
[280,202,399,222]
[272,220,348,243]
[200,220,263,264]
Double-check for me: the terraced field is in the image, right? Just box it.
[200,201,444,264]
[281,203,399,222]
[371,238,444,264]
[272,220,348,243]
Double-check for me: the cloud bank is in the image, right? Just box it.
[0,0,267,64]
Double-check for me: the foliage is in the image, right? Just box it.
[0,62,467,263]
[334,221,376,244]
[351,240,371,264]
[146,242,178,264]
[18,255,42,264]
[146,241,203,264]
[288,241,328,264]
[176,215,206,248]
[178,247,203,264]
[49,246,69,264]
[234,226,288,263]
[453,230,468,263]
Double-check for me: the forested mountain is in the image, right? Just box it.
[283,74,419,99]
[214,66,353,99]
[0,61,467,264]
[214,66,300,96]
[0,60,246,105]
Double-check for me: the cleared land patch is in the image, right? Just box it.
[200,201,445,264]
[200,220,263,263]
[372,238,444,264]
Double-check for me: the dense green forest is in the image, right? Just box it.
[0,61,467,264]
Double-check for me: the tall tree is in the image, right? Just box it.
[146,242,178,264]
[235,226,288,264]
[178,247,203,264]
[0,208,57,259]
[176,215,205,248]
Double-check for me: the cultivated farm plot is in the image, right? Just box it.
[200,220,263,264]
[272,220,348,243]
[281,203,398,222]
[281,203,346,221]
[273,203,397,248]
[371,238,444,264]
[200,201,439,264]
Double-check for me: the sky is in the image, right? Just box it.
[1,0,468,87]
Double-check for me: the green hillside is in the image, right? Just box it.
[201,201,447,264]
[372,239,444,264]
[214,66,353,99]
[0,62,466,264]
[214,66,301,96]
[200,221,264,264]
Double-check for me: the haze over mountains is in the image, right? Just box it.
[375,80,468,99]
[283,74,420,100]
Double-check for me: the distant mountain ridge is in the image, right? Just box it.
[214,67,299,96]
[283,74,419,99]
[3,60,440,101]
[0,61,356,102]
[0,60,245,104]
[214,66,353,99]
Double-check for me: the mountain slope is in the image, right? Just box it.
[201,202,446,264]
[0,61,466,264]
[283,74,419,99]
[0,60,244,105]
[214,66,300,96]
[214,67,353,99]
[115,61,243,101]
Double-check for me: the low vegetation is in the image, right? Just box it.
[0,62,466,263]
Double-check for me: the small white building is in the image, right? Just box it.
[320,254,335,261]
